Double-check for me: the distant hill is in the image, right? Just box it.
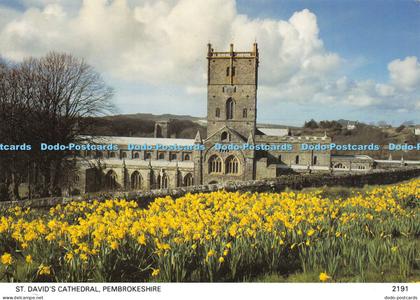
[81,113,206,139]
[105,113,205,122]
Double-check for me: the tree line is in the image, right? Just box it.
[0,52,114,201]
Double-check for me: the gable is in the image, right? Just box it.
[205,126,247,143]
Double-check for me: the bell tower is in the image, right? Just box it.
[206,43,259,140]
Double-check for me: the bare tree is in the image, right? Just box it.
[0,52,114,200]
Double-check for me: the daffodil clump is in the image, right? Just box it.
[0,179,419,282]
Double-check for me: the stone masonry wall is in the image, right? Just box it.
[1,168,419,210]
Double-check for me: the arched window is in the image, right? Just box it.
[278,155,282,163]
[225,156,239,174]
[243,108,247,118]
[158,152,165,160]
[170,153,177,161]
[133,152,140,159]
[110,152,116,158]
[184,173,193,187]
[221,131,230,141]
[208,155,222,173]
[226,98,234,120]
[313,156,317,165]
[105,170,117,191]
[184,154,190,161]
[131,171,141,190]
[295,155,300,164]
[157,174,168,189]
[215,108,220,118]
[334,163,345,169]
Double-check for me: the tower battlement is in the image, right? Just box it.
[207,43,259,60]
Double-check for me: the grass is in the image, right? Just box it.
[254,269,420,283]
[1,179,419,283]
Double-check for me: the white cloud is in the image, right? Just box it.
[388,56,420,90]
[375,83,395,97]
[0,2,340,84]
[0,0,418,118]
[0,6,20,29]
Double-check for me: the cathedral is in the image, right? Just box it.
[70,43,374,194]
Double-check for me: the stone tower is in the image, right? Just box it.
[206,43,259,139]
[154,120,169,138]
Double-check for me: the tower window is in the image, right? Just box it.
[215,108,220,118]
[278,155,282,163]
[295,155,300,164]
[232,66,236,76]
[226,67,230,76]
[226,98,234,120]
[313,156,317,165]
[243,108,247,118]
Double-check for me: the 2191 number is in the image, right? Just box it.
[392,286,408,292]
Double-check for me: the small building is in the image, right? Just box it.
[346,121,357,131]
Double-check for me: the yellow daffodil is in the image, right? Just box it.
[319,272,331,282]
[1,253,13,265]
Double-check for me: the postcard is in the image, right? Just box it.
[0,1,419,299]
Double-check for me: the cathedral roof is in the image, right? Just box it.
[257,127,290,137]
[79,135,195,146]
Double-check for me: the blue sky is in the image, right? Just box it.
[237,0,420,81]
[0,0,419,126]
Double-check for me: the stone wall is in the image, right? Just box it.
[1,168,419,210]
